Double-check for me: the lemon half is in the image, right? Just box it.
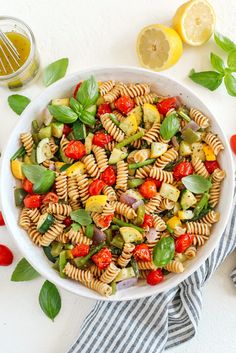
[173,0,216,46]
[136,24,183,71]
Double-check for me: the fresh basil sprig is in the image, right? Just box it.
[70,209,92,226]
[8,94,31,115]
[39,280,61,321]
[70,97,96,126]
[160,112,180,140]
[182,175,212,194]
[214,32,236,52]
[210,53,225,73]
[22,164,56,194]
[11,258,40,282]
[189,69,223,91]
[224,73,236,96]
[153,237,175,267]
[76,75,99,108]
[48,104,78,124]
[43,58,69,87]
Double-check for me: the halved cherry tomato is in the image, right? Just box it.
[22,179,33,194]
[101,166,116,186]
[97,215,114,229]
[92,132,113,148]
[147,269,164,285]
[42,192,59,205]
[146,177,162,189]
[63,124,72,137]
[139,180,157,199]
[133,244,151,262]
[157,97,178,116]
[89,179,106,196]
[65,140,86,160]
[0,212,5,226]
[204,160,220,174]
[230,135,236,155]
[63,217,72,227]
[175,233,194,253]
[97,103,112,118]
[72,244,90,258]
[92,248,112,270]
[114,96,135,115]
[0,244,13,266]
[173,162,194,181]
[24,194,42,208]
[141,214,154,229]
[73,82,82,99]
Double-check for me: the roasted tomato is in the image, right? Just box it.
[175,233,194,253]
[114,96,135,115]
[72,244,90,258]
[139,180,157,199]
[204,161,220,174]
[92,248,112,270]
[146,269,164,286]
[101,166,116,186]
[42,192,59,205]
[157,97,178,116]
[23,194,42,208]
[97,103,112,118]
[22,179,33,194]
[89,179,106,196]
[133,244,151,262]
[92,132,113,148]
[173,162,194,181]
[140,214,154,229]
[65,140,86,160]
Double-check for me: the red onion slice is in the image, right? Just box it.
[145,227,159,243]
[132,199,144,210]
[48,163,56,171]
[116,277,138,290]
[93,226,106,244]
[119,193,137,206]
[182,121,200,133]
[171,136,179,148]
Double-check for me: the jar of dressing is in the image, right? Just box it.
[0,16,40,89]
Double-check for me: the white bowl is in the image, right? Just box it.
[1,66,234,301]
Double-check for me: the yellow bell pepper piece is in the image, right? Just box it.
[11,160,24,180]
[51,98,70,106]
[143,103,161,124]
[119,114,138,136]
[23,155,31,165]
[66,161,85,177]
[166,216,182,230]
[203,144,216,161]
[55,162,66,172]
[85,195,107,213]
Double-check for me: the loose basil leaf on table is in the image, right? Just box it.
[153,237,175,267]
[160,112,180,140]
[70,209,92,226]
[22,164,56,194]
[39,280,61,321]
[43,58,69,87]
[214,32,236,52]
[210,52,225,73]
[8,94,31,115]
[182,174,212,194]
[189,69,223,91]
[48,104,78,124]
[11,258,40,281]
[227,49,236,71]
[224,73,236,96]
[76,75,99,108]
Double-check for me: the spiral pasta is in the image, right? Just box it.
[186,222,211,235]
[115,160,128,191]
[47,203,72,216]
[60,135,73,163]
[19,208,31,230]
[193,234,209,247]
[192,157,209,178]
[137,261,157,270]
[104,140,116,152]
[66,227,92,245]
[164,260,184,273]
[76,174,90,205]
[40,223,65,246]
[42,159,55,169]
[117,243,135,268]
[20,132,34,156]
[55,172,68,200]
[99,262,120,283]
[27,208,41,224]
[209,169,225,207]
[111,201,137,220]
[89,264,104,278]
[189,108,210,129]
[184,246,197,259]
[103,84,121,103]
[64,262,92,282]
[133,149,150,163]
[49,137,58,154]
[212,168,226,182]
[112,110,126,122]
[102,185,117,201]
[119,83,150,98]
[83,154,100,179]
[28,225,42,246]
[82,278,112,297]
[142,121,161,144]
[134,93,158,106]
[102,202,115,216]
[152,214,167,231]
[68,176,80,201]
[157,198,175,212]
[100,114,125,142]
[99,80,115,96]
[203,133,224,156]
[200,210,220,226]
[139,270,151,279]
[145,194,162,214]
[149,167,174,184]
[155,148,178,169]
[92,145,108,172]
[135,165,152,178]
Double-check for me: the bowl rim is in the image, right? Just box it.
[1,65,234,301]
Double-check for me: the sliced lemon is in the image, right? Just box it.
[136,24,183,71]
[173,0,215,46]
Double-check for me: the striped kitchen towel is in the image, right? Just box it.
[69,191,236,353]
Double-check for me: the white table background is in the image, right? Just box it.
[1,0,236,352]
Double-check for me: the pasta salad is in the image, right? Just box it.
[11,76,225,297]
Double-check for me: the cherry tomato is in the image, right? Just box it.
[141,214,154,229]
[146,177,162,189]
[139,180,157,199]
[42,192,59,205]
[63,217,72,227]
[101,166,116,186]
[22,179,33,194]
[204,160,220,174]
[157,97,178,116]
[72,244,90,258]
[0,244,14,266]
[146,269,164,286]
[92,132,113,148]
[73,82,82,99]
[97,103,112,118]
[97,215,114,229]
[175,233,194,253]
[0,211,5,226]
[89,179,106,196]
[114,96,135,115]
[24,194,42,208]
[230,135,236,155]
[63,124,72,137]
[173,162,194,181]
[133,244,151,262]
[92,248,112,270]
[65,140,86,160]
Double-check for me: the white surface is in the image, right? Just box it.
[0,0,236,351]
[2,67,234,302]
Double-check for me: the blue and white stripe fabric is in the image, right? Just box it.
[69,191,236,353]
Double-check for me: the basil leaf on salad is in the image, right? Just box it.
[214,32,236,52]
[160,112,180,140]
[22,164,56,194]
[43,58,69,87]
[70,97,83,115]
[70,209,92,226]
[210,52,225,73]
[11,258,40,282]
[153,237,175,267]
[224,73,236,96]
[8,94,31,115]
[182,174,212,194]
[48,105,78,124]
[227,49,236,71]
[189,69,223,91]
[76,75,99,108]
[39,280,61,321]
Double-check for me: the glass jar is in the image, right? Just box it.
[0,16,40,89]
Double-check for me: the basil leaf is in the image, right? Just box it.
[227,49,236,71]
[22,164,47,183]
[214,32,236,52]
[71,223,81,231]
[22,164,56,194]
[48,105,78,124]
[182,174,212,193]
[224,73,236,96]
[70,97,83,115]
[39,280,61,321]
[210,52,225,73]
[8,94,31,115]
[77,76,99,108]
[11,258,40,282]
[189,69,223,91]
[79,110,96,126]
[153,237,175,267]
[43,58,69,87]
[70,209,92,226]
[160,112,180,140]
